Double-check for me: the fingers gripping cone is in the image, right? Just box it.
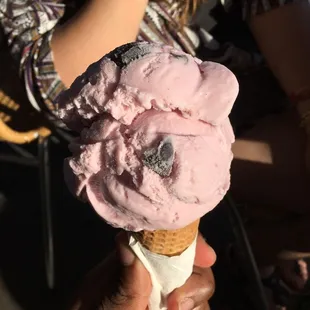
[129,220,200,310]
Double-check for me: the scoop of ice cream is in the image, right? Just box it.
[58,42,238,231]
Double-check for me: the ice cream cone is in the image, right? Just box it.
[133,219,200,257]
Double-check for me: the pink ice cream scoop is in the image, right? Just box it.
[58,42,238,232]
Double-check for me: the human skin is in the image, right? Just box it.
[51,0,148,87]
[68,232,216,310]
[231,111,310,265]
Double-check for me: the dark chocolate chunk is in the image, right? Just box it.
[106,42,152,68]
[143,137,175,176]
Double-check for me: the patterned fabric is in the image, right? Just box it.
[140,2,198,55]
[0,0,66,125]
[0,0,301,126]
[0,0,64,58]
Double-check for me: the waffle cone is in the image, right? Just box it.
[133,219,200,257]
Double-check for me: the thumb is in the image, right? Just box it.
[109,233,152,310]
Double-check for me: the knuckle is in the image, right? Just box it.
[196,268,215,300]
[204,271,215,298]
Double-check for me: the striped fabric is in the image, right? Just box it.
[0,0,300,126]
[0,0,66,125]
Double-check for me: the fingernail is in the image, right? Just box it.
[118,243,136,266]
[179,298,195,310]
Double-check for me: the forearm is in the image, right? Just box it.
[51,0,148,87]
[249,1,310,97]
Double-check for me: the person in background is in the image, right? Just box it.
[230,1,310,308]
[0,0,260,127]
[1,0,310,308]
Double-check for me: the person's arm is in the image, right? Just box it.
[51,0,148,87]
[247,0,310,171]
[248,1,310,110]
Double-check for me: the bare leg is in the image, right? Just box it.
[232,5,310,301]
[249,1,310,171]
[231,112,310,302]
[249,1,310,96]
[231,110,310,215]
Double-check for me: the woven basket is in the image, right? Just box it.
[0,43,50,144]
[0,90,50,144]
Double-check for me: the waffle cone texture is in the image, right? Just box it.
[134,219,200,256]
